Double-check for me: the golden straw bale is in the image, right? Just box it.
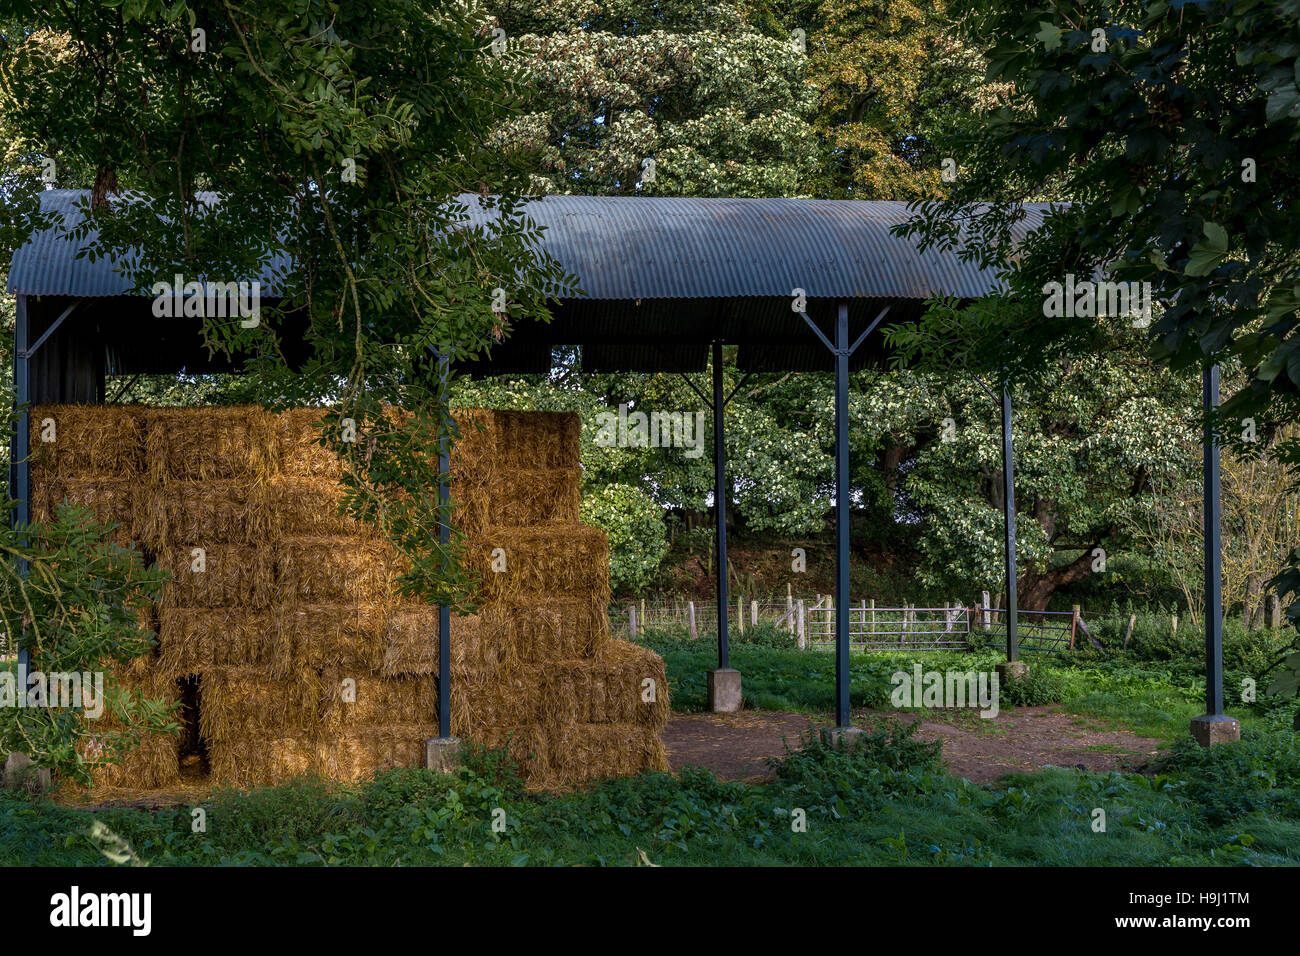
[316,724,433,782]
[30,477,144,543]
[382,591,610,676]
[143,480,276,549]
[512,594,609,660]
[208,733,317,788]
[449,664,544,739]
[274,536,393,606]
[29,404,144,478]
[159,544,274,609]
[269,477,375,538]
[492,410,580,470]
[443,408,498,536]
[97,666,178,733]
[448,480,494,539]
[274,603,385,674]
[465,526,610,602]
[536,660,586,729]
[588,640,671,728]
[142,406,277,484]
[155,607,278,675]
[449,609,519,669]
[497,725,552,788]
[380,604,439,676]
[488,468,581,528]
[317,672,436,733]
[380,605,501,675]
[275,407,344,480]
[198,666,321,742]
[449,408,498,472]
[545,723,670,787]
[86,732,180,790]
[536,642,671,731]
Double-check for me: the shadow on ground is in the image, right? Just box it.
[662,706,1162,785]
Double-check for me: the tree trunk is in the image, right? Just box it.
[1016,549,1097,611]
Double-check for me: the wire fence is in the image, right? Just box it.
[609,593,1103,652]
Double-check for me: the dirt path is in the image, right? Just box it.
[662,706,1163,785]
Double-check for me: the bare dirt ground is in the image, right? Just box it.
[662,706,1164,785]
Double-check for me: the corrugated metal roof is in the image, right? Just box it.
[8,190,1050,301]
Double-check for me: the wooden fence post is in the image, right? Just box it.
[1171,613,1178,636]
[1070,604,1080,650]
[688,601,697,639]
[751,599,758,627]
[1123,613,1136,649]
[629,606,637,639]
[797,599,806,648]
[737,594,745,635]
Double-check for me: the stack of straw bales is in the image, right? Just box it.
[31,404,669,791]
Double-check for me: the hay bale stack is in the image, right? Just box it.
[208,734,317,789]
[143,406,277,484]
[275,408,345,480]
[269,477,373,538]
[492,410,581,470]
[542,641,671,729]
[316,727,432,782]
[198,666,321,741]
[545,724,670,786]
[465,527,612,600]
[158,544,274,609]
[88,734,182,790]
[29,405,669,792]
[275,536,394,606]
[30,477,142,539]
[275,604,386,675]
[30,406,146,545]
[85,666,182,791]
[156,608,278,675]
[146,480,275,548]
[29,405,143,478]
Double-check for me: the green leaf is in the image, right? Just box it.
[1185,247,1226,277]
[1266,85,1300,123]
[1201,221,1229,251]
[1266,671,1299,696]
[1036,22,1063,52]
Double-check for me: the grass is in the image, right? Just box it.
[2,618,1297,867]
[635,622,1292,744]
[3,723,1297,866]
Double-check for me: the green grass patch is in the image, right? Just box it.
[5,723,1297,866]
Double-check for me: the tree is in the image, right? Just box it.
[0,503,174,784]
[893,0,1300,424]
[1127,408,1300,627]
[884,0,1300,714]
[774,0,1003,198]
[579,483,669,592]
[484,0,823,196]
[0,0,568,606]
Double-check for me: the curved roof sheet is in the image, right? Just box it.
[8,190,1050,301]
